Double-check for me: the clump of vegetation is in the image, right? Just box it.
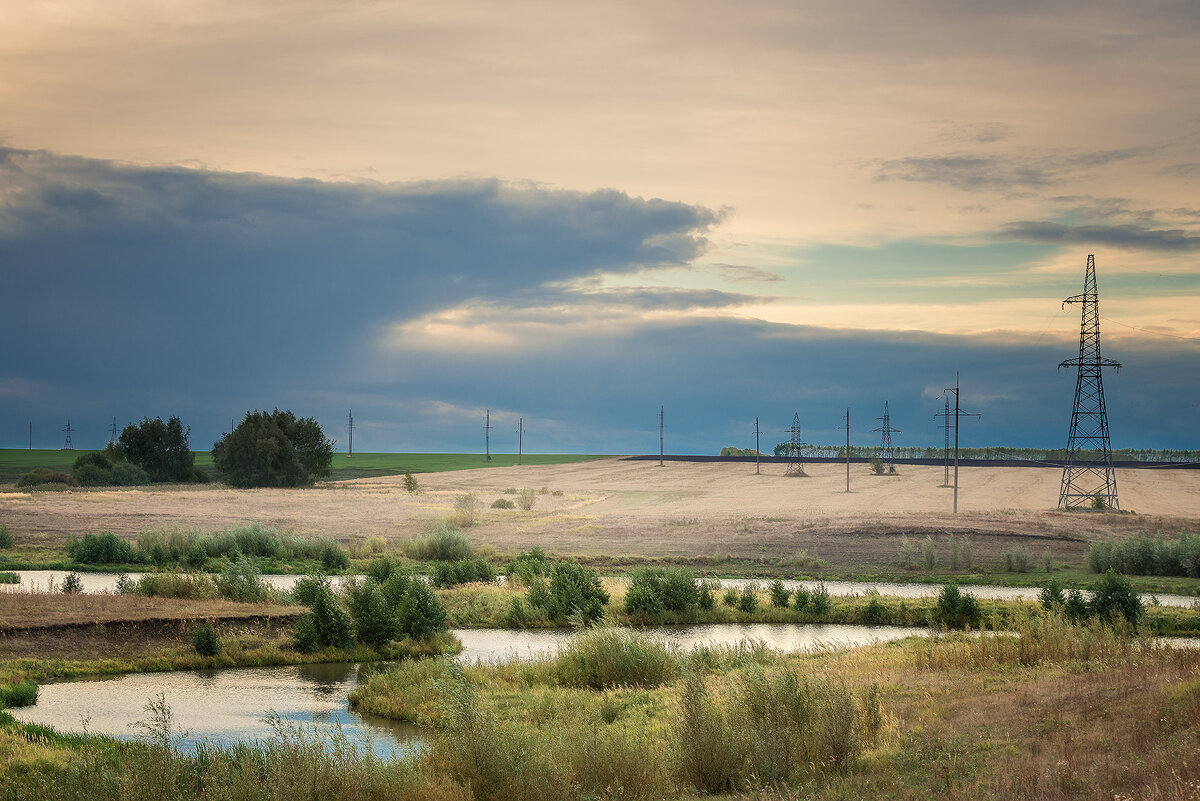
[403,470,419,493]
[70,447,155,487]
[506,547,552,584]
[192,620,222,656]
[490,498,515,509]
[214,556,273,602]
[553,625,677,689]
[769,579,791,608]
[1089,569,1144,625]
[133,573,218,599]
[1003,546,1033,573]
[211,409,333,488]
[0,680,38,709]
[737,584,759,613]
[933,582,981,629]
[432,558,496,588]
[116,415,204,483]
[697,578,717,610]
[623,567,699,619]
[722,587,739,607]
[897,535,917,569]
[16,467,78,488]
[526,561,609,625]
[1087,533,1200,577]
[0,524,11,549]
[0,571,18,584]
[405,521,474,561]
[60,571,83,594]
[809,582,832,615]
[294,576,355,652]
[448,493,479,527]
[921,535,938,570]
[66,531,137,564]
[516,488,536,511]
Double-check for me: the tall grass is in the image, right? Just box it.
[553,626,678,689]
[1087,533,1200,577]
[404,522,474,561]
[0,680,38,708]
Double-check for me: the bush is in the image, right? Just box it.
[769,579,791,608]
[921,536,938,570]
[319,540,350,572]
[432,558,496,588]
[697,579,717,610]
[623,568,698,618]
[73,462,113,487]
[61,572,83,594]
[1039,580,1066,610]
[0,572,18,584]
[449,494,479,527]
[114,572,135,594]
[134,573,217,599]
[0,525,12,549]
[215,556,272,602]
[862,591,887,624]
[211,409,333,488]
[291,574,332,607]
[1064,588,1090,621]
[898,535,917,569]
[345,580,399,648]
[737,585,759,614]
[192,620,221,656]
[506,547,552,584]
[403,470,419,493]
[109,461,151,486]
[722,587,739,607]
[1087,534,1200,578]
[528,561,608,625]
[294,580,355,652]
[397,579,447,639]
[1003,546,1033,573]
[490,498,515,509]
[516,488,536,511]
[66,531,137,565]
[0,680,38,709]
[809,582,832,615]
[366,555,399,583]
[1090,569,1143,625]
[553,626,677,689]
[934,582,981,629]
[793,586,811,611]
[117,416,196,483]
[17,467,78,488]
[406,522,474,561]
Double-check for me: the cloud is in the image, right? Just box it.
[998,221,1200,251]
[707,263,785,283]
[873,149,1146,192]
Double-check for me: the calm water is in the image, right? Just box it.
[9,570,1197,608]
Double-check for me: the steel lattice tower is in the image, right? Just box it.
[784,413,808,476]
[1058,255,1121,510]
[872,401,900,473]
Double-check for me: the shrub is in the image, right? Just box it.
[366,555,398,583]
[73,451,112,472]
[294,581,354,652]
[1039,580,1066,610]
[722,587,739,607]
[623,568,698,618]
[490,498,515,509]
[67,531,137,565]
[0,572,18,584]
[1003,546,1033,573]
[114,572,135,593]
[192,620,221,656]
[793,586,811,611]
[1090,569,1143,625]
[73,462,113,487]
[215,556,271,602]
[809,582,832,615]
[921,536,938,570]
[17,467,78,488]
[934,582,981,629]
[345,580,399,648]
[406,522,474,561]
[869,457,885,475]
[769,579,791,608]
[529,561,609,625]
[697,579,717,610]
[403,470,419,493]
[553,626,677,689]
[0,525,12,549]
[61,571,83,594]
[291,574,332,607]
[319,540,350,571]
[211,409,333,488]
[449,494,479,527]
[0,680,38,709]
[1087,534,1200,578]
[109,461,151,486]
[397,579,447,639]
[1064,588,1090,621]
[134,573,217,599]
[117,416,196,483]
[506,547,552,584]
[183,539,208,569]
[432,558,496,588]
[516,488,536,511]
[898,536,917,569]
[737,584,759,614]
[862,591,887,624]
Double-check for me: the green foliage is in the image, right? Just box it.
[1003,546,1033,573]
[697,579,717,610]
[1039,579,1066,610]
[117,416,197,482]
[719,446,762,457]
[214,556,271,602]
[869,456,885,475]
[1088,533,1200,577]
[449,493,479,527]
[0,571,18,584]
[0,524,12,549]
[490,498,515,509]
[769,579,791,608]
[1090,569,1144,624]
[862,590,887,624]
[294,580,354,652]
[506,547,551,584]
[0,680,38,709]
[211,409,333,488]
[1064,588,1090,621]
[61,571,83,594]
[405,521,474,561]
[133,573,217,599]
[934,582,981,629]
[737,584,759,613]
[552,626,677,689]
[366,555,399,583]
[402,470,419,493]
[397,579,448,639]
[722,587,739,607]
[809,582,832,615]
[290,574,331,607]
[432,558,496,588]
[528,561,609,625]
[319,540,350,571]
[345,580,399,648]
[17,466,78,488]
[921,535,938,570]
[192,620,221,656]
[793,585,811,610]
[623,567,699,618]
[898,535,917,569]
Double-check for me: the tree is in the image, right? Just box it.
[211,409,333,488]
[117,416,196,483]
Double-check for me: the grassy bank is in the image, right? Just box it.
[2,614,1197,800]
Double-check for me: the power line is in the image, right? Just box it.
[784,412,810,477]
[484,410,492,462]
[871,402,901,474]
[943,374,980,514]
[62,419,74,450]
[842,407,851,493]
[347,409,354,458]
[658,406,665,467]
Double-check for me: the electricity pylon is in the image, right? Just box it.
[872,402,900,473]
[784,413,809,476]
[1058,255,1121,511]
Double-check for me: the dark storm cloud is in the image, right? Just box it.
[999,221,1200,251]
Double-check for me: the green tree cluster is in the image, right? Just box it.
[118,416,199,482]
[212,410,333,488]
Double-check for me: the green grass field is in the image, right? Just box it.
[0,449,611,484]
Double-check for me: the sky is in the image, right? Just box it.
[1,0,1198,454]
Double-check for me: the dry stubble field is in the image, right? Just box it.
[3,458,1199,572]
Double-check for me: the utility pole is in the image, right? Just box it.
[843,407,851,492]
[1059,254,1121,510]
[934,395,952,487]
[753,416,761,475]
[944,374,980,514]
[108,417,118,447]
[347,410,354,457]
[29,422,32,450]
[62,419,74,450]
[658,406,664,466]
[484,410,492,462]
[518,418,523,466]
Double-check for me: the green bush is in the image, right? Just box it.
[397,579,447,639]
[737,585,759,614]
[366,555,399,583]
[769,579,791,608]
[1087,534,1200,578]
[1090,569,1143,625]
[0,680,38,709]
[809,582,832,615]
[921,535,938,570]
[722,587,739,607]
[1003,546,1033,573]
[506,547,551,584]
[17,467,78,488]
[516,488,536,511]
[73,462,113,487]
[528,561,608,625]
[291,574,332,607]
[61,572,83,594]
[211,409,333,488]
[1039,580,1066,610]
[490,498,515,509]
[624,568,698,618]
[109,461,152,486]
[697,579,717,610]
[553,626,677,689]
[0,525,12,549]
[117,415,197,483]
[934,582,981,629]
[345,580,399,648]
[67,531,137,564]
[403,470,419,493]
[215,556,272,602]
[294,580,354,652]
[319,540,350,571]
[192,620,221,656]
[1065,588,1089,621]
[432,558,496,588]
[793,586,811,610]
[406,521,474,561]
[134,573,217,599]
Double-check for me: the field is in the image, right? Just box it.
[3,458,1200,584]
